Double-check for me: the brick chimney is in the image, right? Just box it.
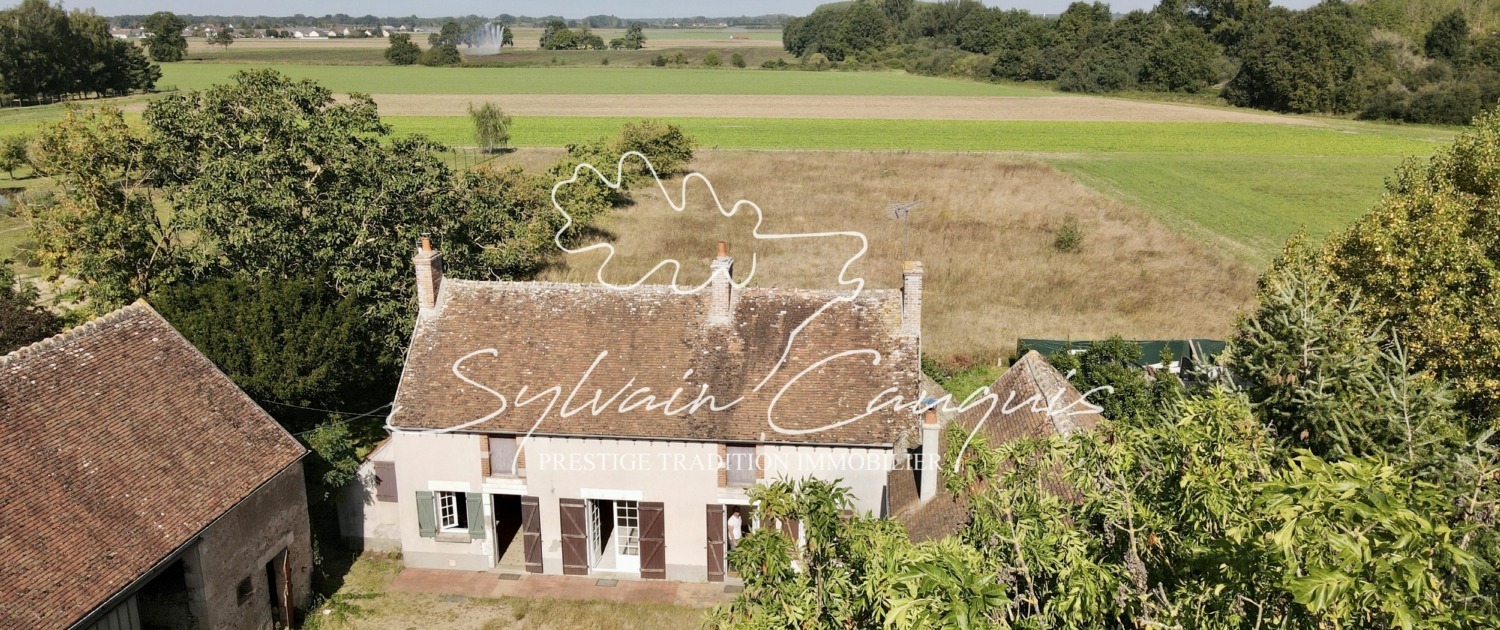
[709,241,733,324]
[901,261,923,338]
[919,408,940,502]
[413,233,444,312]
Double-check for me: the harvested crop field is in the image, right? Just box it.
[533,150,1260,361]
[368,93,1326,124]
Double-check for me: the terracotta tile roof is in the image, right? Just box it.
[0,302,306,629]
[893,351,1101,542]
[388,279,922,446]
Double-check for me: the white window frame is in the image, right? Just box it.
[436,490,466,533]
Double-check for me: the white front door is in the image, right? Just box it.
[586,499,602,567]
[614,500,640,573]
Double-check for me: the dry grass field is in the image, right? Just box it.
[527,150,1259,362]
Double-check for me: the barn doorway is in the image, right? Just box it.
[492,494,526,570]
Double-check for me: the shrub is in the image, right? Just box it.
[600,57,609,66]
[730,53,745,68]
[383,33,420,65]
[703,51,722,67]
[614,119,696,177]
[805,53,830,70]
[761,58,790,69]
[1053,217,1083,253]
[650,55,667,67]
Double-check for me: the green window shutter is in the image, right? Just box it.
[467,493,486,540]
[416,491,435,538]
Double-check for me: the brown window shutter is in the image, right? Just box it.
[373,461,397,502]
[521,496,543,573]
[640,502,667,580]
[560,499,588,576]
[706,504,725,582]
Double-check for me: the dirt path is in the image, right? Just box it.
[366,93,1326,125]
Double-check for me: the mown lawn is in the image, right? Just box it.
[157,63,1055,96]
[308,554,708,630]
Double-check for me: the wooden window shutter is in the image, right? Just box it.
[705,504,725,582]
[521,496,543,573]
[373,461,396,502]
[416,491,436,538]
[560,499,588,576]
[467,494,486,540]
[640,502,667,580]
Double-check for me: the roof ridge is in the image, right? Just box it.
[1019,351,1083,436]
[0,300,151,367]
[445,277,900,296]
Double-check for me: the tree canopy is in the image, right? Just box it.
[142,11,188,62]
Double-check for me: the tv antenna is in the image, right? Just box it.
[886,200,924,260]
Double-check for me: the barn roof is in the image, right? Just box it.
[387,277,923,446]
[891,351,1102,542]
[0,302,305,629]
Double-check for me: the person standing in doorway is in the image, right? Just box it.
[727,508,743,551]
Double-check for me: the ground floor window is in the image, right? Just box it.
[436,491,468,532]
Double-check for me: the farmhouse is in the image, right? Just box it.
[342,239,934,581]
[0,303,313,630]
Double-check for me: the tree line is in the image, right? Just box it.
[0,0,159,105]
[780,0,1500,125]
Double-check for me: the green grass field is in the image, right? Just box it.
[1053,155,1410,264]
[388,116,1439,155]
[158,63,1055,96]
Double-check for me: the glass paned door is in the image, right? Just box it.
[615,501,640,572]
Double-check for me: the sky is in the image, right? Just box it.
[73,0,1322,19]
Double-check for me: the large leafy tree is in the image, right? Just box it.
[23,106,178,309]
[1225,1,1372,114]
[142,11,188,62]
[0,0,158,102]
[1322,107,1500,432]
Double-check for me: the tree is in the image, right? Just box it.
[142,11,188,61]
[0,264,59,354]
[1140,22,1221,92]
[25,71,677,355]
[22,106,176,311]
[1323,107,1500,431]
[151,274,392,434]
[467,102,511,153]
[421,21,462,65]
[0,0,72,102]
[539,19,579,50]
[703,51,722,67]
[1426,9,1470,64]
[622,22,646,49]
[1186,0,1271,50]
[0,134,29,179]
[208,28,233,50]
[1225,3,1372,114]
[384,33,420,65]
